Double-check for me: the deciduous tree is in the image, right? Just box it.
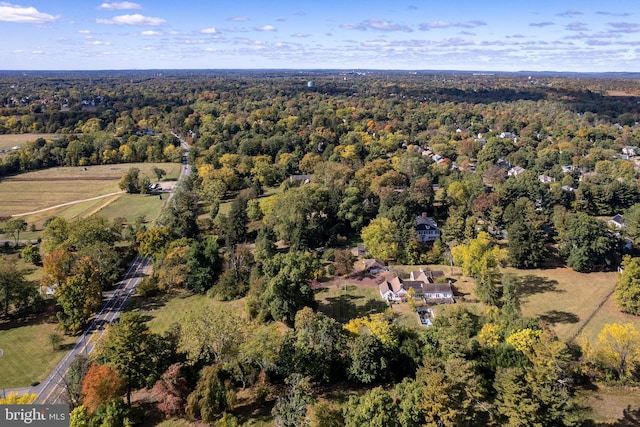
[81,363,125,413]
[95,312,162,406]
[361,217,399,261]
[615,256,640,315]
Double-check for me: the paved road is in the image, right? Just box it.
[32,255,152,404]
[33,133,192,404]
[2,131,193,404]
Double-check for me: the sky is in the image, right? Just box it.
[1,1,640,72]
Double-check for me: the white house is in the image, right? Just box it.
[416,214,441,243]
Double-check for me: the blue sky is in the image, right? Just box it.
[1,1,640,71]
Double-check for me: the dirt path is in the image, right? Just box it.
[10,191,125,217]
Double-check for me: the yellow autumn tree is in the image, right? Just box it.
[0,392,37,404]
[344,312,398,347]
[593,323,640,381]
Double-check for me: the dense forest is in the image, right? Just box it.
[2,70,640,426]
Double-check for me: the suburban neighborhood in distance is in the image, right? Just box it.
[2,69,640,426]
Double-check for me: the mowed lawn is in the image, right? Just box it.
[0,318,76,388]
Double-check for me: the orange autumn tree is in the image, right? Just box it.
[81,363,125,413]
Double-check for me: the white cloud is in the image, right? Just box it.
[96,14,166,26]
[0,3,58,24]
[228,16,248,21]
[141,30,161,35]
[87,40,111,46]
[98,2,142,10]
[256,25,276,31]
[78,29,91,34]
[342,18,412,32]
[200,27,218,34]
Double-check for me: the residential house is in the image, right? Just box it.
[507,166,526,177]
[361,258,388,274]
[379,273,454,304]
[608,214,625,229]
[288,174,312,184]
[538,174,556,183]
[416,214,441,243]
[379,276,406,302]
[421,282,455,303]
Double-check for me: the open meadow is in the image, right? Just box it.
[0,134,64,151]
[0,162,181,236]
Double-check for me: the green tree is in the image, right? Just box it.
[118,167,141,193]
[77,241,121,289]
[152,166,166,181]
[361,217,400,261]
[347,333,390,384]
[225,196,248,248]
[265,184,336,249]
[343,387,399,427]
[556,212,621,272]
[615,256,640,315]
[507,216,547,268]
[416,358,484,427]
[185,236,222,294]
[4,217,27,246]
[41,217,70,254]
[21,243,41,265]
[56,257,102,334]
[162,185,199,238]
[337,186,365,231]
[281,308,346,382]
[272,374,314,427]
[65,355,91,408]
[0,257,37,317]
[186,365,236,424]
[261,251,319,325]
[179,303,244,366]
[95,312,162,406]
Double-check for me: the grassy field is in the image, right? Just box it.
[0,162,181,236]
[0,134,64,151]
[502,267,623,342]
[93,193,166,224]
[0,162,180,214]
[315,283,390,324]
[0,312,76,388]
[127,292,247,335]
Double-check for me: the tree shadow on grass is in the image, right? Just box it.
[318,294,388,324]
[584,406,640,427]
[124,294,168,312]
[538,310,579,326]
[519,275,563,297]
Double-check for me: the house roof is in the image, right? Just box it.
[422,282,453,294]
[403,281,425,293]
[362,258,386,270]
[389,276,403,293]
[409,271,433,283]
